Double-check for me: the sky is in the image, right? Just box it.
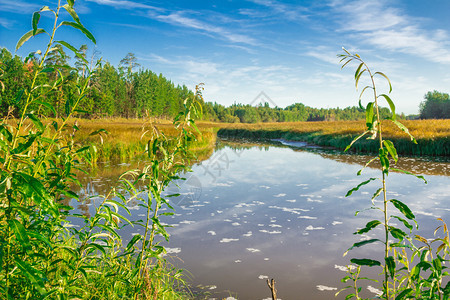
[1,0,450,114]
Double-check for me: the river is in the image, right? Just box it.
[74,138,450,299]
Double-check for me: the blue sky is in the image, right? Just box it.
[1,0,450,114]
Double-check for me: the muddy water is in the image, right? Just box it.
[74,139,450,299]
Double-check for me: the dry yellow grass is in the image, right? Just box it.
[213,119,450,140]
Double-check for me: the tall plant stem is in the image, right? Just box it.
[367,62,392,299]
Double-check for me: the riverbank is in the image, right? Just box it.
[216,119,450,156]
[71,118,449,159]
[72,118,218,163]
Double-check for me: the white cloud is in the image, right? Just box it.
[86,0,163,11]
[156,12,257,46]
[362,27,450,64]
[247,0,309,21]
[0,0,39,14]
[333,0,450,64]
[0,17,14,29]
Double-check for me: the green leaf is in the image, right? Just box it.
[26,113,44,132]
[16,28,47,51]
[379,147,389,174]
[385,256,395,279]
[390,227,407,241]
[59,21,96,44]
[358,86,372,103]
[15,172,53,207]
[15,259,46,295]
[391,215,414,231]
[126,234,141,251]
[340,58,353,69]
[62,4,80,24]
[0,124,13,142]
[83,243,106,256]
[65,94,73,116]
[14,89,24,105]
[27,231,52,248]
[152,216,169,242]
[396,288,413,300]
[365,102,374,129]
[34,100,56,115]
[379,94,396,120]
[374,71,392,93]
[8,219,31,251]
[39,67,55,73]
[32,12,41,36]
[371,187,383,201]
[67,0,75,7]
[11,134,37,154]
[96,223,121,240]
[345,239,380,256]
[354,62,364,79]
[355,220,382,235]
[355,69,367,90]
[56,40,89,65]
[345,130,369,152]
[390,119,417,144]
[383,140,398,163]
[345,177,377,197]
[350,258,381,267]
[390,199,415,220]
[390,168,427,183]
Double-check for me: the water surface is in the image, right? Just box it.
[75,139,450,299]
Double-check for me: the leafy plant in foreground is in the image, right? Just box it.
[337,49,450,300]
[0,1,198,299]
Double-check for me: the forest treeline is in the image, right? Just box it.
[1,46,448,122]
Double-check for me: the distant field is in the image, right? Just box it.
[213,119,450,139]
[215,119,450,156]
[65,118,449,157]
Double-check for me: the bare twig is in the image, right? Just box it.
[267,278,277,300]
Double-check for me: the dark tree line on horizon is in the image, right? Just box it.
[0,46,448,122]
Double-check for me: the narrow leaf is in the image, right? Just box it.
[390,227,407,241]
[8,219,31,251]
[391,119,417,144]
[62,4,81,24]
[59,21,96,44]
[15,260,46,295]
[56,40,89,65]
[391,215,414,231]
[365,102,374,129]
[385,256,395,278]
[345,178,377,197]
[34,100,56,115]
[126,234,141,251]
[390,168,427,183]
[374,71,392,93]
[383,140,398,163]
[396,288,413,300]
[379,94,396,120]
[350,258,381,267]
[345,239,380,255]
[32,12,41,35]
[340,58,353,69]
[345,131,369,152]
[354,62,364,79]
[390,199,415,220]
[355,220,382,235]
[355,69,367,90]
[16,29,46,51]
